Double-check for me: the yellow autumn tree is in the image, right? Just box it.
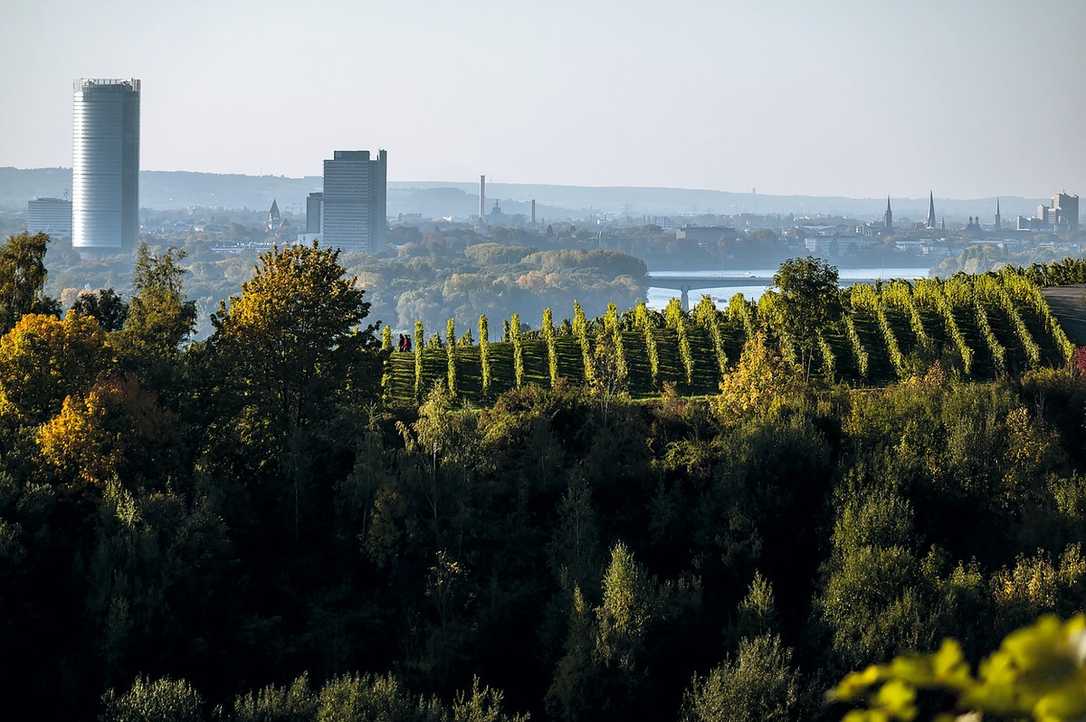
[711,331,803,425]
[0,312,111,425]
[37,375,175,487]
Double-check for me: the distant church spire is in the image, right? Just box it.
[884,196,893,231]
[995,197,1002,230]
[926,191,937,229]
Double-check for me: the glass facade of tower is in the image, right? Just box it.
[321,150,386,251]
[72,78,140,252]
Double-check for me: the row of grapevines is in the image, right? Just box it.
[726,293,757,342]
[542,307,559,387]
[414,320,425,398]
[882,281,932,352]
[844,315,870,380]
[665,298,694,384]
[1000,271,1076,363]
[915,279,974,375]
[852,284,905,378]
[975,275,1041,368]
[605,303,628,383]
[973,297,1006,375]
[381,325,393,400]
[692,295,727,376]
[573,301,595,382]
[510,313,524,388]
[479,315,491,397]
[817,330,835,381]
[446,319,458,397]
[634,302,659,385]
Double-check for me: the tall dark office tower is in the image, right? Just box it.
[926,191,937,229]
[1053,192,1079,231]
[306,192,323,233]
[72,78,140,254]
[322,150,387,251]
[884,196,893,230]
[479,175,486,223]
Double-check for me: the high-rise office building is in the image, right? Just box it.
[306,192,323,233]
[1053,192,1079,231]
[479,175,486,223]
[72,78,140,253]
[27,197,73,238]
[321,150,387,251]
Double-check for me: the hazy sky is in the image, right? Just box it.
[2,0,1083,198]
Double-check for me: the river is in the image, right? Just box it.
[646,267,932,310]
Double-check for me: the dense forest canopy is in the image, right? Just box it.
[3,234,1086,720]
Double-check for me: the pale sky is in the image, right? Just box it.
[1,0,1083,198]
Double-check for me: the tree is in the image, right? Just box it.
[121,245,197,360]
[680,635,801,722]
[70,288,129,331]
[0,312,111,425]
[0,232,58,331]
[711,332,802,425]
[772,257,843,379]
[210,241,382,537]
[100,676,205,722]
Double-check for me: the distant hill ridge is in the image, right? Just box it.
[0,166,1046,220]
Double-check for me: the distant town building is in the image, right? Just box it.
[926,191,937,229]
[1053,192,1079,231]
[884,196,893,231]
[27,197,73,238]
[479,175,486,224]
[267,199,281,231]
[321,150,387,251]
[72,78,140,253]
[676,225,739,245]
[305,192,323,234]
[994,198,1002,231]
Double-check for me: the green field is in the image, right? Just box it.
[384,271,1078,405]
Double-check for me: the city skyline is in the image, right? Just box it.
[2,0,1084,199]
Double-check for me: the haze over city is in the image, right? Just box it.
[3,0,1084,198]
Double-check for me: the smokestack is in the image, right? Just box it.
[531,199,536,225]
[479,175,486,223]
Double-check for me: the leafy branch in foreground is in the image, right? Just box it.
[829,614,1086,722]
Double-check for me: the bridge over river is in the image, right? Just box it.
[647,271,884,310]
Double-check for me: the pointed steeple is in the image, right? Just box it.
[995,197,1002,230]
[926,191,937,229]
[884,196,893,231]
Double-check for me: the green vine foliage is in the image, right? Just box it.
[542,307,559,387]
[975,298,1007,375]
[634,301,660,386]
[817,330,835,382]
[727,293,758,342]
[853,284,905,378]
[916,279,974,375]
[1001,270,1076,363]
[883,281,933,353]
[983,276,1041,368]
[446,318,458,397]
[665,298,694,385]
[844,315,870,380]
[693,295,727,376]
[413,320,424,399]
[573,301,595,382]
[479,315,491,397]
[510,312,524,387]
[605,303,628,384]
[759,292,798,365]
[381,325,392,350]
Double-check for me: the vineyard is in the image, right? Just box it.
[382,268,1080,405]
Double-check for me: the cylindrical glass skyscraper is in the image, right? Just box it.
[72,78,140,253]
